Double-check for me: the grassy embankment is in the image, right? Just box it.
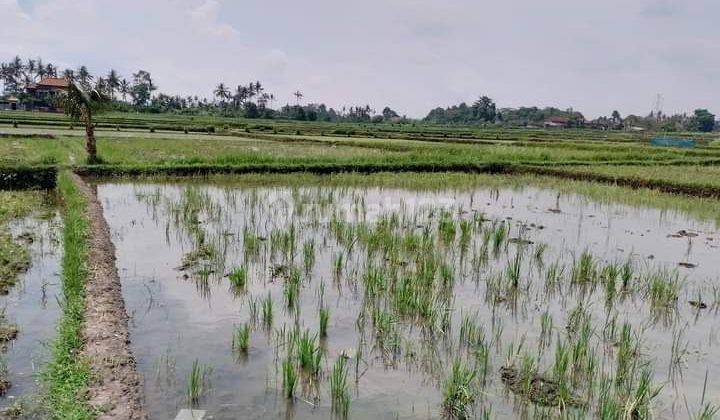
[41,171,93,419]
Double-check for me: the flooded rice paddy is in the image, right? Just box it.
[0,209,61,412]
[96,175,720,419]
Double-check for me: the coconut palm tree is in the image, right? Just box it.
[214,83,230,105]
[58,81,109,163]
[106,69,120,99]
[77,65,92,88]
[293,90,303,105]
[119,78,130,102]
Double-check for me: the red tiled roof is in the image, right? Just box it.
[37,77,70,88]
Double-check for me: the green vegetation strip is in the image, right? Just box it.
[42,171,93,419]
[531,165,720,198]
[74,161,515,177]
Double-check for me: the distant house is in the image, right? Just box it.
[0,96,19,111]
[543,117,569,128]
[25,77,70,112]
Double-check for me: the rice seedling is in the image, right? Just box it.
[228,266,248,291]
[694,403,720,420]
[533,243,547,264]
[333,252,344,280]
[539,310,553,349]
[615,323,639,388]
[282,357,297,399]
[303,239,316,273]
[243,228,261,260]
[669,326,688,379]
[319,307,330,337]
[491,222,508,255]
[232,323,250,354]
[186,359,212,406]
[248,296,259,323]
[544,261,565,290]
[438,210,457,243]
[330,357,351,418]
[443,360,477,419]
[262,292,274,327]
[620,258,634,290]
[284,270,301,309]
[296,329,322,376]
[506,249,523,289]
[645,268,680,309]
[571,250,597,283]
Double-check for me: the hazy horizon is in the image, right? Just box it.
[3,0,718,118]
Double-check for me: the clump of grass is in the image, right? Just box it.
[296,329,322,376]
[505,249,523,289]
[303,239,315,273]
[571,250,597,283]
[319,307,330,337]
[232,323,250,354]
[186,359,212,406]
[645,268,680,309]
[284,268,301,309]
[492,222,508,254]
[262,292,273,327]
[282,357,297,399]
[443,360,477,419]
[330,357,351,418]
[228,266,248,291]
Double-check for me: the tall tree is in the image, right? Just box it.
[106,69,120,99]
[130,70,155,106]
[293,90,303,105]
[57,81,109,163]
[119,78,130,102]
[688,109,715,132]
[77,65,92,88]
[214,83,230,105]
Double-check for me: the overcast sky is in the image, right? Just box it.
[2,0,718,118]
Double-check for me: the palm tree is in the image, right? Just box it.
[77,65,92,88]
[106,69,120,99]
[119,79,130,102]
[214,83,230,105]
[293,90,303,105]
[58,81,109,163]
[62,69,75,81]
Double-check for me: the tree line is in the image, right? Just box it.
[0,56,406,123]
[424,95,716,132]
[1,56,716,131]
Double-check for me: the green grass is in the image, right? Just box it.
[556,164,720,190]
[2,114,720,203]
[42,171,94,419]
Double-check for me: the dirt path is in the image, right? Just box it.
[72,173,145,420]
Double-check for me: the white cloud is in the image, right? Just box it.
[188,0,238,38]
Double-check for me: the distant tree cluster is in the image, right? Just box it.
[498,106,585,127]
[274,103,405,123]
[424,96,497,124]
[592,109,716,133]
[0,56,156,110]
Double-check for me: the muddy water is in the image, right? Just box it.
[97,178,720,419]
[0,214,61,409]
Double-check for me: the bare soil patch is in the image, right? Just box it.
[72,174,145,420]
